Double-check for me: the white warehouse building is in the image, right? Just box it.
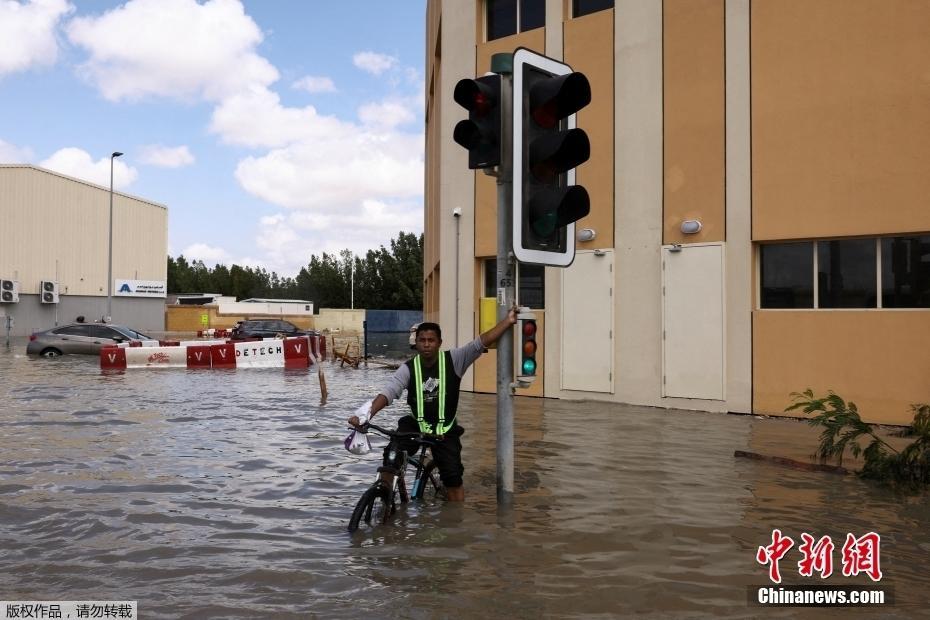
[0,165,168,337]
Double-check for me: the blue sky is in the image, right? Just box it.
[0,0,426,277]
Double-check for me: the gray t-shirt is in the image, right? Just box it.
[377,337,484,405]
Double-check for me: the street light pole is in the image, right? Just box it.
[107,151,123,322]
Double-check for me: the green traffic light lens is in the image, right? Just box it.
[530,212,557,237]
[522,358,537,375]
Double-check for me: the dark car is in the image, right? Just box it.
[229,319,318,340]
[27,323,152,357]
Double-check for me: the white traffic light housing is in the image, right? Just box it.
[513,48,591,267]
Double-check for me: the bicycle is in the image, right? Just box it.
[347,422,445,532]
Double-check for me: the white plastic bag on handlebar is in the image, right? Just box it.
[344,401,372,455]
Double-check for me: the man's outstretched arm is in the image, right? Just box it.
[479,305,518,348]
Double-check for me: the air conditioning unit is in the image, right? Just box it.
[0,279,20,303]
[40,280,59,304]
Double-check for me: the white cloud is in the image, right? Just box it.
[234,131,423,211]
[65,0,278,102]
[0,138,35,163]
[251,201,422,276]
[138,144,194,168]
[209,85,353,149]
[353,51,397,76]
[292,75,336,94]
[0,0,72,77]
[180,242,231,264]
[358,98,416,129]
[207,77,423,275]
[40,147,138,189]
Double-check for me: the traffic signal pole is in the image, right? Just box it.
[458,50,588,505]
[492,53,515,506]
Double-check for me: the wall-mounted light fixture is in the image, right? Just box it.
[577,228,596,242]
[680,219,702,234]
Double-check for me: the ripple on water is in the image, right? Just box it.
[0,347,929,618]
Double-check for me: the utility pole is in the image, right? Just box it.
[492,53,515,506]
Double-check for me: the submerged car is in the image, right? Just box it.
[229,319,319,340]
[27,323,152,357]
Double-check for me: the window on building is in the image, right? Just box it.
[760,242,814,308]
[487,0,545,41]
[882,235,930,308]
[484,259,545,309]
[817,239,876,308]
[573,0,614,18]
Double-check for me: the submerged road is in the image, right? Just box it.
[1,342,928,618]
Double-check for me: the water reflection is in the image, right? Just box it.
[0,343,928,618]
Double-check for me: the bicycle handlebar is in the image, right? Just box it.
[350,421,440,442]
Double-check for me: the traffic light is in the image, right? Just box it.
[517,309,537,385]
[513,48,591,267]
[453,74,501,169]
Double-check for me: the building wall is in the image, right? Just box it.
[0,165,168,337]
[751,0,930,241]
[6,296,165,336]
[663,0,725,246]
[164,306,362,334]
[753,311,930,425]
[427,0,930,425]
[612,0,666,407]
[750,0,930,424]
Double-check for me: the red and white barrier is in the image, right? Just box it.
[101,335,319,370]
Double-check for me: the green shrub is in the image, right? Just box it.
[786,390,930,487]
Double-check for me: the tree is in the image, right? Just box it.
[166,231,424,311]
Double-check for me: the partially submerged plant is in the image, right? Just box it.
[786,390,930,487]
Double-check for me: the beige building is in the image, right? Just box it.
[424,0,930,425]
[0,165,168,336]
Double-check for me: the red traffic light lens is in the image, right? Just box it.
[473,92,490,115]
[523,320,537,337]
[454,78,495,116]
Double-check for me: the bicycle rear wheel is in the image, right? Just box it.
[414,460,445,501]
[348,485,394,531]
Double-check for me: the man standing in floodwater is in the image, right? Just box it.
[349,307,518,501]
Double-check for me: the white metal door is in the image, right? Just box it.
[561,250,613,392]
[662,243,725,400]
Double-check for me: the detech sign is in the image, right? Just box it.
[236,345,284,358]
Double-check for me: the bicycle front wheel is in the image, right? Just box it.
[414,460,445,501]
[348,485,394,531]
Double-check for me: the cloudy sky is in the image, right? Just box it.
[0,0,425,277]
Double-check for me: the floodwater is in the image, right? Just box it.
[1,340,929,619]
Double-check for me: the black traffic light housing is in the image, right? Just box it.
[453,74,502,169]
[513,48,591,267]
[516,308,538,386]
